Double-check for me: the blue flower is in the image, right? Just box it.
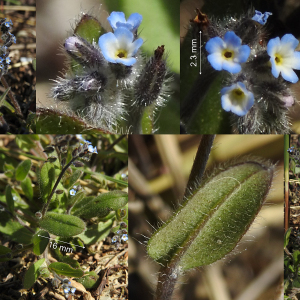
[88,145,98,154]
[5,57,11,64]
[252,10,272,25]
[267,34,300,83]
[220,82,254,116]
[70,189,76,196]
[107,11,142,32]
[99,27,143,66]
[205,31,250,73]
[121,234,128,242]
[112,236,118,243]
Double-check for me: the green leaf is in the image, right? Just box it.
[58,255,81,269]
[48,262,84,277]
[147,159,274,270]
[77,219,113,245]
[76,271,99,289]
[15,135,39,152]
[0,87,15,113]
[4,163,15,178]
[284,228,292,248]
[32,58,36,71]
[15,159,32,181]
[72,191,128,219]
[36,107,109,134]
[39,212,86,237]
[38,162,56,203]
[23,258,46,289]
[68,191,85,208]
[21,177,34,201]
[0,211,33,244]
[0,245,12,262]
[32,230,49,255]
[64,170,83,190]
[74,14,104,44]
[5,185,14,215]
[294,250,300,266]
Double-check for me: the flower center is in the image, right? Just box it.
[231,88,245,102]
[223,50,234,60]
[274,54,282,65]
[115,49,128,59]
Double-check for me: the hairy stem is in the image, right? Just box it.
[184,135,215,198]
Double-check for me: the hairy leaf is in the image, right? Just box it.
[48,262,84,277]
[39,212,86,237]
[147,159,274,270]
[23,258,46,289]
[15,159,32,181]
[72,191,128,219]
[32,230,49,255]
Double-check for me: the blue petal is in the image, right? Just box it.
[267,37,280,56]
[245,92,254,111]
[116,57,136,66]
[236,82,247,91]
[235,45,251,63]
[221,94,232,112]
[281,67,299,83]
[98,32,118,63]
[207,53,223,71]
[262,12,272,24]
[205,36,224,54]
[220,86,233,95]
[127,13,143,31]
[270,58,280,78]
[114,27,134,46]
[292,51,300,69]
[281,34,299,50]
[107,12,126,30]
[115,22,133,31]
[222,60,241,73]
[223,31,241,48]
[131,38,143,55]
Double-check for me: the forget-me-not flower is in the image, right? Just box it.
[107,11,142,32]
[88,144,98,154]
[252,10,272,25]
[220,82,254,116]
[99,27,143,66]
[267,34,300,83]
[205,31,251,73]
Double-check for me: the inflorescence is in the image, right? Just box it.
[196,9,300,133]
[52,11,170,133]
[0,18,15,76]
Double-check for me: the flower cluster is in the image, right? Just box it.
[61,279,76,298]
[0,18,15,76]
[199,9,300,133]
[52,10,169,133]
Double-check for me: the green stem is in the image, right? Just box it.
[41,157,77,217]
[184,135,215,199]
[284,134,289,232]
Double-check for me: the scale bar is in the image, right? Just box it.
[38,234,85,248]
[199,31,202,74]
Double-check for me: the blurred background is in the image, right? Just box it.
[129,135,283,300]
[180,0,300,133]
[36,0,179,133]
